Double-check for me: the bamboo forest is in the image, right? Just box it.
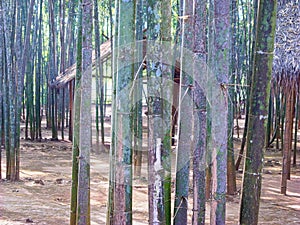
[1,0,300,224]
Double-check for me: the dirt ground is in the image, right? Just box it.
[0,115,300,224]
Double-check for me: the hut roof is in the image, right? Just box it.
[273,0,300,86]
[51,39,111,88]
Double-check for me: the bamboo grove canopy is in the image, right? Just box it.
[52,2,300,90]
[272,0,300,87]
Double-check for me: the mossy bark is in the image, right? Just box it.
[113,0,135,224]
[76,0,93,224]
[239,0,277,224]
[70,6,82,225]
[192,2,207,224]
[106,1,119,223]
[210,0,230,223]
[147,0,172,224]
[174,0,193,223]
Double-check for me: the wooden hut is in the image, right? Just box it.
[50,39,112,141]
[51,39,112,89]
[272,0,300,195]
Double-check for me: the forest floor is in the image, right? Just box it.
[0,111,300,224]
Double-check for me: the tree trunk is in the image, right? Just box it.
[133,0,143,179]
[60,0,66,140]
[210,0,230,223]
[48,0,58,140]
[106,0,119,223]
[2,0,17,181]
[227,0,237,195]
[174,0,193,223]
[293,92,298,166]
[67,0,76,142]
[113,0,135,224]
[0,0,3,180]
[93,0,104,145]
[161,0,172,223]
[281,87,294,194]
[35,0,43,140]
[147,1,164,224]
[239,0,277,223]
[147,0,172,223]
[1,0,10,180]
[70,5,82,225]
[192,1,207,224]
[76,0,93,224]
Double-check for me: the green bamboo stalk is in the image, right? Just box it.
[133,0,143,178]
[275,92,281,150]
[2,0,16,181]
[48,0,58,141]
[192,1,207,224]
[94,0,101,144]
[113,0,135,223]
[206,0,214,203]
[36,0,43,140]
[147,0,172,223]
[106,0,118,223]
[210,0,230,223]
[161,0,172,223]
[76,0,93,223]
[234,0,258,172]
[266,93,273,147]
[174,0,193,223]
[0,0,11,178]
[239,0,277,223]
[70,5,82,224]
[58,0,66,140]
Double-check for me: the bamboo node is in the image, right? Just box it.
[244,171,262,176]
[178,15,192,20]
[256,50,274,55]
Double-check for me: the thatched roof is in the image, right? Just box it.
[51,39,111,88]
[272,0,300,86]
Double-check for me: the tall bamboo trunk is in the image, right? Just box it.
[70,6,82,224]
[239,0,277,223]
[147,0,172,223]
[192,3,207,216]
[76,0,93,223]
[112,0,135,224]
[281,87,295,194]
[106,0,119,223]
[174,0,193,224]
[210,0,230,223]
[133,0,144,179]
[293,91,299,166]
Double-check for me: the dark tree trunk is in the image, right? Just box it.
[70,5,82,224]
[60,0,66,140]
[239,0,277,223]
[210,0,230,223]
[281,87,295,194]
[192,0,207,224]
[48,0,58,140]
